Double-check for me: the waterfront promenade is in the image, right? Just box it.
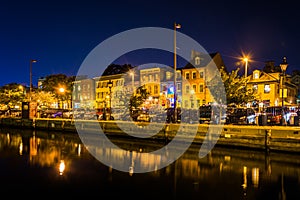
[1,117,300,153]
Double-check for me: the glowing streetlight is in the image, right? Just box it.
[58,87,66,109]
[173,22,181,122]
[59,87,65,93]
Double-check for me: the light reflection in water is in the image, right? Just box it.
[0,129,300,199]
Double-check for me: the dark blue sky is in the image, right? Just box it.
[1,0,299,87]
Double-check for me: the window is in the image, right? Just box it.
[184,100,188,108]
[197,100,201,107]
[166,72,171,80]
[154,85,158,94]
[148,86,152,93]
[185,85,190,94]
[254,72,259,79]
[264,84,270,93]
[199,84,204,93]
[192,85,196,93]
[176,83,181,92]
[200,71,204,78]
[185,72,190,80]
[253,84,258,93]
[195,56,200,65]
[192,72,196,79]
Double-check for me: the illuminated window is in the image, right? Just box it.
[166,72,171,80]
[253,84,258,93]
[192,85,196,93]
[264,84,270,93]
[195,56,200,65]
[200,71,204,78]
[154,85,158,94]
[254,72,259,79]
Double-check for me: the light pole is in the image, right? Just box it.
[130,71,134,94]
[280,56,288,125]
[173,22,181,122]
[107,80,113,120]
[29,59,37,100]
[243,57,249,78]
[59,87,65,109]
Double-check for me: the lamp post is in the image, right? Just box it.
[130,71,134,95]
[243,57,249,78]
[58,87,65,109]
[107,80,113,120]
[29,59,37,100]
[173,22,181,122]
[280,57,288,125]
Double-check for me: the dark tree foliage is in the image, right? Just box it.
[40,74,75,100]
[0,83,25,106]
[209,67,255,106]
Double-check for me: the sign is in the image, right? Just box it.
[29,102,38,119]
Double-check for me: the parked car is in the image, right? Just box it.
[73,108,85,119]
[225,107,256,125]
[265,106,291,125]
[83,109,98,120]
[136,110,151,122]
[40,108,73,119]
[199,105,226,124]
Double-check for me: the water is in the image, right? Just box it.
[1,127,300,199]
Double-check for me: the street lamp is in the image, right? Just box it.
[243,57,249,78]
[173,22,181,122]
[280,56,288,125]
[29,59,37,100]
[107,80,113,120]
[129,70,134,94]
[58,87,65,109]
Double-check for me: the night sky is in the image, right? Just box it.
[1,0,299,87]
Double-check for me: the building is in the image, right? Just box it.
[291,74,300,104]
[247,69,297,107]
[180,50,227,108]
[72,76,96,109]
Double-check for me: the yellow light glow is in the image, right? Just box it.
[59,87,65,93]
[59,160,65,175]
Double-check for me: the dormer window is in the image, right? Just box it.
[253,70,260,79]
[195,56,201,65]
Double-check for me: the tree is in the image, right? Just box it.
[39,74,75,104]
[0,83,26,108]
[129,85,150,110]
[209,67,255,106]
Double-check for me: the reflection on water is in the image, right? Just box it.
[1,127,300,199]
